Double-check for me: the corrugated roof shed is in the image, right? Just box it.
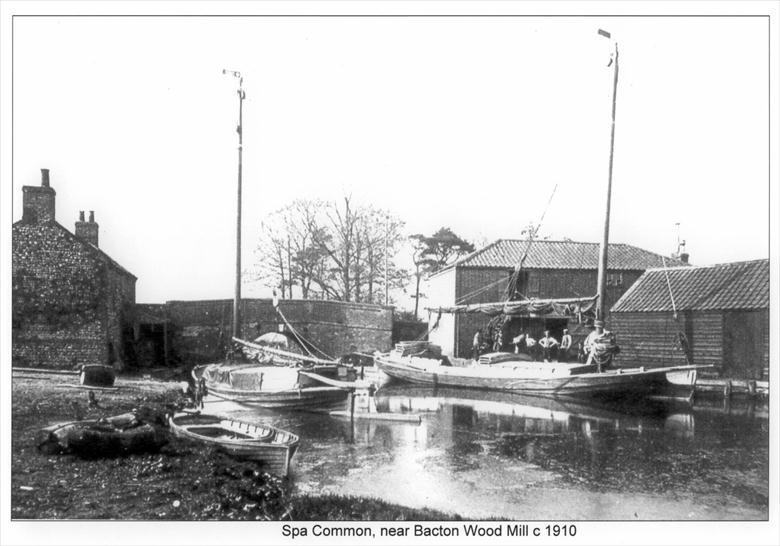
[436,239,683,274]
[611,259,769,312]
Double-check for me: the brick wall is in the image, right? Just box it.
[162,299,393,365]
[12,222,136,370]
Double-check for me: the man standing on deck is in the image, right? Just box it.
[539,330,559,362]
[559,329,573,362]
[512,333,526,354]
[472,331,482,361]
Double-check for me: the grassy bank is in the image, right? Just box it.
[10,373,460,521]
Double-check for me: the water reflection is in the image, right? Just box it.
[205,386,768,520]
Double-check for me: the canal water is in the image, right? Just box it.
[204,385,769,521]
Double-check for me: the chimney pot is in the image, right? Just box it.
[41,168,50,187]
[79,211,85,222]
[89,211,95,223]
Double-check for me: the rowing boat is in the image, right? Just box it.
[37,412,167,457]
[168,412,300,476]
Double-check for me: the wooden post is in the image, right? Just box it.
[723,380,732,399]
[747,380,757,396]
[163,321,169,367]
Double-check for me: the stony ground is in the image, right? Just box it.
[10,372,460,521]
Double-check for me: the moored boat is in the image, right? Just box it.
[374,343,707,398]
[37,412,167,457]
[168,412,299,476]
[195,362,350,411]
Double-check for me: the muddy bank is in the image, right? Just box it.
[11,373,460,521]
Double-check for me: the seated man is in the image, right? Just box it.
[584,320,619,371]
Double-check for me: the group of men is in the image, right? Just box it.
[510,329,573,362]
[472,321,610,364]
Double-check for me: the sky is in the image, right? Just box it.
[8,14,771,306]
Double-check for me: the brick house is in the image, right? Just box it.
[425,239,685,357]
[610,259,769,379]
[12,169,137,370]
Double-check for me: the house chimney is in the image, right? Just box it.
[75,209,99,247]
[21,168,56,224]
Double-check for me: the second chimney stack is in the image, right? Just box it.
[75,210,99,247]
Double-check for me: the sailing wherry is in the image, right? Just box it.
[375,30,712,399]
[199,72,352,411]
[374,346,704,397]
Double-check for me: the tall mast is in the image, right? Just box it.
[224,69,246,345]
[596,30,619,322]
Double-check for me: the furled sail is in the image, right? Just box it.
[428,295,598,318]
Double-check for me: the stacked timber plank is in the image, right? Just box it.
[394,341,442,358]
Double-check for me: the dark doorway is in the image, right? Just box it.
[136,323,167,367]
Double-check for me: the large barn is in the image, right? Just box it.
[609,259,769,379]
[425,238,685,357]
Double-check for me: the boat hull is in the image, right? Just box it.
[168,413,299,476]
[375,353,702,397]
[206,384,349,409]
[196,363,349,410]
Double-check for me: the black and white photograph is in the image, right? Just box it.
[1,2,778,545]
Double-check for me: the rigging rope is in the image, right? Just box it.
[661,256,678,320]
[232,337,337,365]
[504,184,558,301]
[275,306,336,361]
[455,275,513,305]
[661,256,693,365]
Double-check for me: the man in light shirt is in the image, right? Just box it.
[559,329,573,362]
[539,330,559,362]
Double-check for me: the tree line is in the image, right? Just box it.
[253,196,475,316]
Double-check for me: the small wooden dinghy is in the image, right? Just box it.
[168,413,300,476]
[37,412,167,458]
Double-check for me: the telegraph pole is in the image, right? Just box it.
[223,69,246,345]
[596,29,619,322]
[384,213,389,306]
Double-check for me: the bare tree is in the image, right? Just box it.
[255,196,409,304]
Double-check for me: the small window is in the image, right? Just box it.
[528,275,541,295]
[607,273,623,287]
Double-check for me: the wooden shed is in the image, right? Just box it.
[610,259,769,379]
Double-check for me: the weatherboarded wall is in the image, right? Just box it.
[164,299,393,365]
[611,309,768,379]
[449,267,644,358]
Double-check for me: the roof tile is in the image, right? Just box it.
[441,239,682,272]
[611,259,769,312]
